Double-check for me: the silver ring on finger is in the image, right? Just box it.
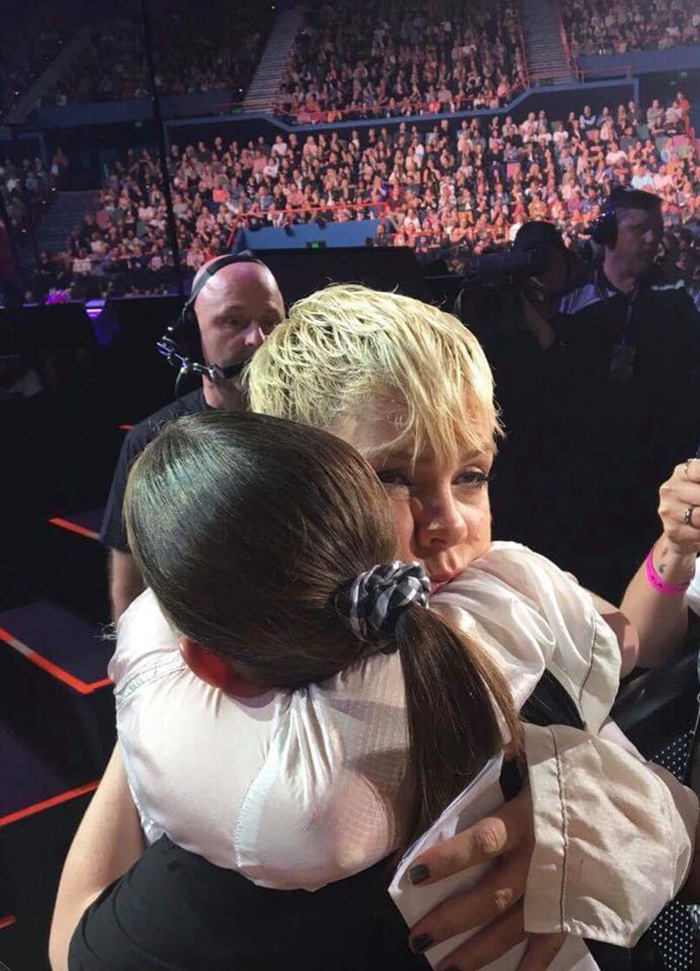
[683,505,695,526]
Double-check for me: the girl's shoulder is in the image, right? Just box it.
[109,588,183,691]
[114,589,410,889]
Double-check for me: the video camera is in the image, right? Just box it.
[463,247,551,286]
[454,222,572,339]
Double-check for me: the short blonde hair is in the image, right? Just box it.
[247,283,500,463]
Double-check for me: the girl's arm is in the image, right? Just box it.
[48,745,144,971]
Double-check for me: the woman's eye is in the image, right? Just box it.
[376,470,411,488]
[455,469,493,488]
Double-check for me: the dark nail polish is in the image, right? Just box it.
[410,933,434,954]
[409,863,430,885]
[442,966,460,971]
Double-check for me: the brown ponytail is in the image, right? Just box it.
[397,606,521,845]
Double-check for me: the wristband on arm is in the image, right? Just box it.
[644,548,692,595]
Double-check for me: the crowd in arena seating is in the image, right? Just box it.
[562,0,700,57]
[0,150,66,256]
[5,0,695,128]
[29,90,696,300]
[48,0,271,106]
[0,1,89,121]
[274,0,527,124]
[3,0,697,128]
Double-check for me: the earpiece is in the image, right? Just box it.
[588,207,618,248]
[166,251,265,358]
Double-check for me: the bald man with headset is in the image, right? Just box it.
[100,254,285,621]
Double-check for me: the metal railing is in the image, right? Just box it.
[528,67,577,83]
[229,198,389,224]
[552,0,576,75]
[576,63,634,82]
[271,86,527,126]
[517,19,532,89]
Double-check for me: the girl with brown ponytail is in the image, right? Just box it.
[122,409,520,865]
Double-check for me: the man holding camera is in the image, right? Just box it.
[464,222,577,551]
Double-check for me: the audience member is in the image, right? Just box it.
[0,154,56,255]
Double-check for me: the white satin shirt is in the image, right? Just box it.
[111,542,617,887]
[111,541,698,946]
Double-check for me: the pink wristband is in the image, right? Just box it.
[644,550,691,595]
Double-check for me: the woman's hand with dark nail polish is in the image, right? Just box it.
[410,932,434,954]
[409,864,430,885]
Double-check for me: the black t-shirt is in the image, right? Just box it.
[69,836,429,971]
[472,267,700,599]
[553,268,700,491]
[100,390,208,552]
[543,268,700,596]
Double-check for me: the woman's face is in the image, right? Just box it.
[337,408,494,593]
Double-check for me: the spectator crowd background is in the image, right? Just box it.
[0,147,70,257]
[26,91,697,301]
[0,1,91,122]
[0,0,698,303]
[561,0,700,57]
[0,158,52,241]
[273,0,527,124]
[3,0,696,123]
[49,0,272,106]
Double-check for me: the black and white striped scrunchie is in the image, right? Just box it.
[333,561,430,649]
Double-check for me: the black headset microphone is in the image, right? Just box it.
[156,252,267,397]
[586,205,619,248]
[585,185,656,249]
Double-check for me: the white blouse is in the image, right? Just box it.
[687,559,700,616]
[111,541,621,891]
